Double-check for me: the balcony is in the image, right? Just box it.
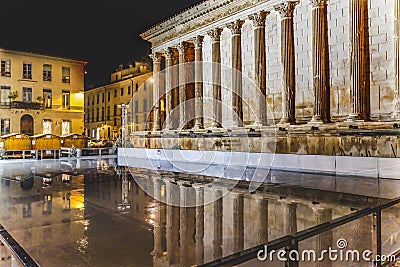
[22,73,32,80]
[11,101,42,110]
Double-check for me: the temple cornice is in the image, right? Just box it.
[140,0,274,48]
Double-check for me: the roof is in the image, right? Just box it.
[85,72,153,92]
[0,133,30,139]
[31,133,61,139]
[0,47,88,65]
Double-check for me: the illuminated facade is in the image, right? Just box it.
[0,48,86,136]
[84,62,152,140]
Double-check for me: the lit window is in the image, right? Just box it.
[23,87,32,102]
[62,67,70,83]
[0,85,11,107]
[43,89,52,108]
[1,59,11,77]
[43,64,52,81]
[62,90,70,109]
[114,89,117,98]
[62,120,70,136]
[43,119,52,134]
[121,88,124,96]
[23,63,32,79]
[1,118,10,135]
[108,91,110,102]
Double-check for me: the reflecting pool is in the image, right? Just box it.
[0,158,399,266]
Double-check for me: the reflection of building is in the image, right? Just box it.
[0,48,87,136]
[84,62,152,140]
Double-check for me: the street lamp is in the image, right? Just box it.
[118,104,129,147]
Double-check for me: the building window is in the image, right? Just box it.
[102,93,105,103]
[114,105,117,116]
[23,63,32,79]
[1,119,10,135]
[114,89,117,98]
[92,128,95,139]
[91,109,94,123]
[135,83,139,92]
[1,59,11,77]
[107,107,110,121]
[143,99,147,112]
[87,108,90,123]
[121,87,124,96]
[101,107,105,121]
[143,82,147,91]
[43,89,52,108]
[92,95,94,105]
[128,86,131,95]
[62,90,70,109]
[87,96,90,106]
[0,85,11,107]
[43,64,52,81]
[97,94,99,105]
[135,100,139,113]
[135,115,139,124]
[62,120,70,136]
[108,91,111,102]
[23,87,32,102]
[96,108,99,122]
[62,67,70,83]
[43,119,52,134]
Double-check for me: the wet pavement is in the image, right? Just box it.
[0,158,399,266]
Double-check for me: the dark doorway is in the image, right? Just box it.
[20,115,34,136]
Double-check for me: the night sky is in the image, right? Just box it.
[0,0,201,89]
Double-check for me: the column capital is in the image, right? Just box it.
[207,27,223,42]
[309,0,328,7]
[248,10,270,28]
[226,19,245,35]
[164,47,175,60]
[192,35,205,49]
[149,52,162,63]
[176,42,189,55]
[274,1,300,18]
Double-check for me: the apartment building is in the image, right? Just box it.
[84,62,152,140]
[0,48,87,136]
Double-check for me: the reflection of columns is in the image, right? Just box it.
[165,182,180,264]
[393,0,400,118]
[208,28,223,128]
[348,0,369,121]
[213,189,223,259]
[153,179,163,257]
[193,36,205,129]
[282,202,297,235]
[180,185,189,267]
[313,206,333,267]
[194,186,205,265]
[177,42,188,129]
[310,0,331,123]
[249,11,269,126]
[254,196,269,245]
[151,52,162,131]
[275,1,299,125]
[227,20,245,127]
[232,193,244,253]
[164,48,175,130]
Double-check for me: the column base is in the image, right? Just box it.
[308,115,324,124]
[279,118,296,125]
[211,122,222,129]
[391,111,400,121]
[346,114,364,122]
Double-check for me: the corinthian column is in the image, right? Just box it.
[392,0,400,119]
[249,11,270,126]
[310,0,331,123]
[164,48,175,130]
[150,52,162,131]
[275,1,299,125]
[193,36,205,129]
[208,28,223,128]
[177,42,189,129]
[347,0,369,121]
[227,20,245,127]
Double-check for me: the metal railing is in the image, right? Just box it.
[0,224,39,267]
[199,197,400,267]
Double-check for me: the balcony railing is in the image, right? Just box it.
[43,75,52,81]
[22,73,32,80]
[11,101,42,110]
[1,71,11,77]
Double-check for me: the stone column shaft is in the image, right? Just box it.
[282,203,297,235]
[348,0,369,121]
[275,1,299,125]
[151,53,162,131]
[164,48,174,130]
[393,0,400,119]
[227,20,245,127]
[233,193,244,253]
[208,28,223,128]
[177,42,188,129]
[310,0,331,123]
[313,207,333,267]
[249,12,269,126]
[213,190,223,259]
[194,187,205,265]
[193,36,205,129]
[152,179,163,257]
